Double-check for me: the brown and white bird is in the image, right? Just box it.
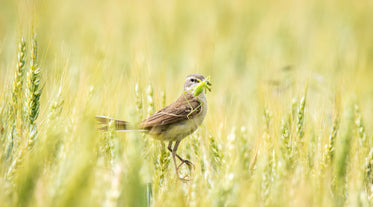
[96,74,211,180]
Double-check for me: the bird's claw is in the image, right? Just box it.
[176,159,194,181]
[177,159,194,169]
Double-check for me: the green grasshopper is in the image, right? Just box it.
[184,76,212,119]
[193,76,212,96]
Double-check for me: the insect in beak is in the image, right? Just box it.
[207,80,212,86]
[204,77,212,92]
[192,76,212,96]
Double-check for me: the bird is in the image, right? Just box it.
[96,74,211,181]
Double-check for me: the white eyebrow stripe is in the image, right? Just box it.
[186,76,203,82]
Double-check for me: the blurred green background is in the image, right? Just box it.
[1,0,373,206]
[1,0,372,118]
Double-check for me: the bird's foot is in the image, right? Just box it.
[176,159,194,181]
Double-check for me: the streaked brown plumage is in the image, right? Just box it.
[141,92,202,128]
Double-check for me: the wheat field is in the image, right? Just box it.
[1,0,373,206]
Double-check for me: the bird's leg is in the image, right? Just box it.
[170,140,193,181]
[170,141,181,180]
[167,141,192,165]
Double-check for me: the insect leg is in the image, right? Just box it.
[186,101,203,119]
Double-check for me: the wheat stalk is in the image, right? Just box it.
[24,34,42,149]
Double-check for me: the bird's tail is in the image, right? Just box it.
[96,115,129,131]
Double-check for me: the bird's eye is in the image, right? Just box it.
[191,78,196,82]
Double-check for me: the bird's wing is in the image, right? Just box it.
[140,92,202,129]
